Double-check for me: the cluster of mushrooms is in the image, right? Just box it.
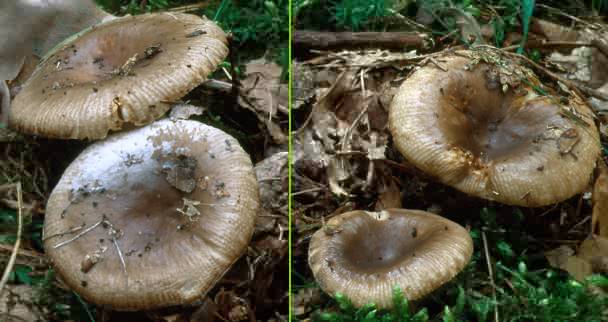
[308,50,600,308]
[7,11,261,311]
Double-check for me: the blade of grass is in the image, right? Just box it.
[517,0,535,54]
[213,0,230,21]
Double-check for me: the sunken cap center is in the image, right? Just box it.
[435,65,558,163]
[340,214,425,272]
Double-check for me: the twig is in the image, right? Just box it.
[42,224,85,242]
[112,238,128,285]
[0,243,44,259]
[502,41,594,51]
[53,219,104,249]
[482,231,499,322]
[167,2,209,13]
[292,187,326,196]
[0,182,23,296]
[535,5,595,28]
[294,30,432,50]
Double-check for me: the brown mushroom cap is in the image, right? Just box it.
[9,13,228,139]
[389,52,600,207]
[43,119,259,310]
[308,209,473,308]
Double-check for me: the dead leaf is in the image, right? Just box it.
[531,18,579,42]
[578,236,608,275]
[545,245,575,268]
[0,285,46,321]
[293,288,322,316]
[238,58,288,143]
[545,235,608,281]
[254,152,288,212]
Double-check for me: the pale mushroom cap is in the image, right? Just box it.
[43,119,259,310]
[389,53,600,207]
[308,209,473,308]
[10,13,228,139]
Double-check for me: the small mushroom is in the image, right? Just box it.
[43,119,259,310]
[308,209,473,308]
[389,52,600,207]
[9,13,228,139]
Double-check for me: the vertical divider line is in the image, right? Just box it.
[287,0,294,319]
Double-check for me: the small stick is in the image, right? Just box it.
[482,231,499,322]
[294,30,431,50]
[292,187,325,196]
[43,224,85,242]
[112,238,128,285]
[0,182,23,296]
[53,219,104,249]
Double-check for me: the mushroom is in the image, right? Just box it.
[43,119,259,310]
[9,12,228,139]
[308,209,473,308]
[389,51,600,207]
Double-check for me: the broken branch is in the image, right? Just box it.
[294,31,432,51]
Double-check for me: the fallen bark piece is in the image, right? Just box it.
[294,31,432,50]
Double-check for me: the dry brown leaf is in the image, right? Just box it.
[238,58,288,143]
[294,288,322,316]
[0,285,46,321]
[531,18,579,42]
[545,235,608,281]
[545,245,575,268]
[578,236,608,275]
[593,161,608,238]
[255,152,288,213]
